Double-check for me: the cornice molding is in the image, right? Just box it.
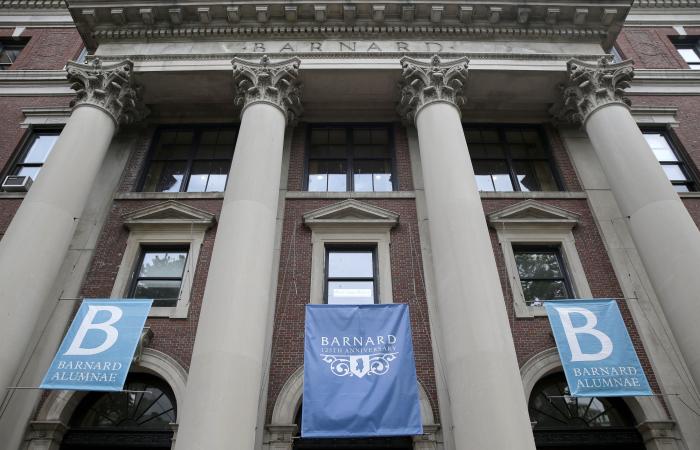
[66,58,147,126]
[66,1,630,49]
[0,0,66,9]
[397,54,468,124]
[553,57,634,127]
[232,55,303,124]
[632,0,699,7]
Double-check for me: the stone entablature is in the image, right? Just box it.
[68,1,630,49]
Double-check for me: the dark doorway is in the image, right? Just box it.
[529,373,645,450]
[60,374,175,450]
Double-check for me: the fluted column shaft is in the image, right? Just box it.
[175,56,302,450]
[399,56,536,450]
[560,58,700,392]
[0,60,142,401]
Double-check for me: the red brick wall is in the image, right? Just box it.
[615,27,688,69]
[78,199,223,370]
[0,27,83,70]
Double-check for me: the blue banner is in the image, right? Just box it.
[41,299,152,391]
[302,304,423,438]
[545,299,652,397]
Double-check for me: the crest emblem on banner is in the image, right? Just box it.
[321,353,399,378]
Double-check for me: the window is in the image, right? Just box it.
[513,245,572,306]
[11,130,60,182]
[129,246,188,307]
[642,130,696,192]
[0,40,25,70]
[674,39,700,70]
[141,126,237,192]
[464,126,560,192]
[325,247,377,305]
[306,125,394,192]
[609,46,623,63]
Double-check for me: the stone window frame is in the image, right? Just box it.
[303,199,399,305]
[488,200,591,318]
[110,200,215,318]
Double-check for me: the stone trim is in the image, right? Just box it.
[631,106,680,128]
[20,107,71,128]
[487,200,590,318]
[111,201,215,318]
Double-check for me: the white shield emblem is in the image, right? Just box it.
[349,355,371,378]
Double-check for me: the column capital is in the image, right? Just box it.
[232,55,303,124]
[554,57,634,126]
[66,58,146,126]
[397,54,469,125]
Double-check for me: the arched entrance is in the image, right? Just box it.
[529,373,644,450]
[60,374,176,450]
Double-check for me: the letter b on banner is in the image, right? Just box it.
[555,307,613,362]
[65,306,123,356]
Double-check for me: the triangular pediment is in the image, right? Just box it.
[123,200,216,230]
[303,200,399,229]
[487,200,580,228]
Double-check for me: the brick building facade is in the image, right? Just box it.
[1,1,700,450]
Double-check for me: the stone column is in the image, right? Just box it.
[557,58,700,392]
[174,56,302,450]
[0,59,142,400]
[398,56,536,450]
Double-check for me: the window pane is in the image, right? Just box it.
[521,280,569,303]
[513,160,539,192]
[473,160,513,192]
[16,166,41,181]
[308,160,347,192]
[23,134,58,163]
[327,281,374,305]
[328,251,373,278]
[187,161,210,192]
[353,160,392,192]
[134,280,181,304]
[206,160,230,192]
[154,131,194,160]
[662,164,689,182]
[678,48,700,63]
[675,184,691,193]
[139,251,187,278]
[514,251,563,279]
[155,161,187,192]
[643,133,678,162]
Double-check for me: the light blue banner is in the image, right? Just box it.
[41,299,152,391]
[545,299,652,397]
[302,304,423,438]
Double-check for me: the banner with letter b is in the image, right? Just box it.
[545,299,652,397]
[41,299,152,391]
[302,304,423,438]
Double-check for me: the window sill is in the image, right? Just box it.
[149,304,188,319]
[679,192,700,199]
[116,192,225,200]
[287,191,416,199]
[479,191,587,199]
[0,192,27,199]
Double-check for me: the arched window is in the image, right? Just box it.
[60,374,176,450]
[529,373,644,450]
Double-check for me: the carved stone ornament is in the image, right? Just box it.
[232,55,303,124]
[554,57,634,126]
[66,58,146,126]
[397,54,469,124]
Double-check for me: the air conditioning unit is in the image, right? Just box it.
[2,175,32,192]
